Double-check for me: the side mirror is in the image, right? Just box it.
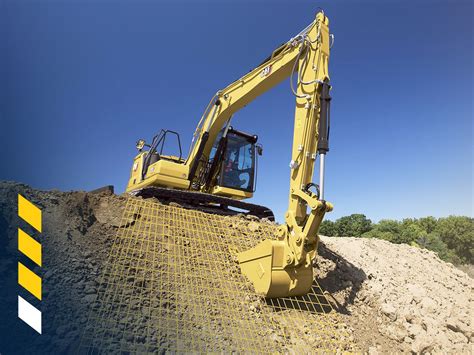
[256,144,263,156]
[136,139,146,151]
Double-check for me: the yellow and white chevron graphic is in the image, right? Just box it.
[17,194,42,334]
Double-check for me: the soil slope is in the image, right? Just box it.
[0,182,471,354]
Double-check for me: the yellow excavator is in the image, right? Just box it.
[126,11,333,298]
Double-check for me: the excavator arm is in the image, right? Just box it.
[187,12,333,298]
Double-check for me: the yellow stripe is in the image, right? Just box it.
[18,228,42,267]
[18,262,42,300]
[18,194,42,233]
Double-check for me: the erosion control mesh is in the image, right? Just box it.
[79,198,353,353]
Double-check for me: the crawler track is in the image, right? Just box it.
[130,186,275,221]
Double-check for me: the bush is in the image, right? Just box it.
[319,220,337,237]
[433,216,473,264]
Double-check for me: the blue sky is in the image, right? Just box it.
[1,0,472,222]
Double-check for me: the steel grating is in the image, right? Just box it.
[79,198,354,353]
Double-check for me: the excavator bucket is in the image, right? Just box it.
[238,239,314,298]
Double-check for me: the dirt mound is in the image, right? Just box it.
[0,182,472,354]
[316,237,473,354]
[0,182,126,353]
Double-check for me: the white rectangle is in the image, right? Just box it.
[18,295,42,334]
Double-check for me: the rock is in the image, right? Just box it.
[446,318,472,339]
[368,346,378,355]
[446,319,459,331]
[382,324,406,342]
[420,297,437,313]
[411,334,435,354]
[89,185,114,195]
[406,283,426,303]
[56,325,69,337]
[247,221,261,233]
[270,333,283,343]
[84,287,96,295]
[381,303,397,321]
[407,324,425,338]
[82,294,97,303]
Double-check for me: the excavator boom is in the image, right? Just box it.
[126,11,334,298]
[237,12,333,297]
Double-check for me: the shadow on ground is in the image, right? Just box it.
[316,241,367,315]
[264,241,367,316]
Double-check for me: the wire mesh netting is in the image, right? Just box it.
[79,198,354,353]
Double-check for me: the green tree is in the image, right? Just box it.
[335,214,372,237]
[361,219,400,242]
[416,216,438,234]
[362,229,396,241]
[398,223,427,244]
[433,216,474,264]
[417,233,460,263]
[319,220,337,236]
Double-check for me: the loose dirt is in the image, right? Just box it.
[0,182,471,354]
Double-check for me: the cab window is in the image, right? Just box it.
[219,133,255,192]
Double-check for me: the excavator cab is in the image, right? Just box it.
[208,128,262,199]
[219,131,256,192]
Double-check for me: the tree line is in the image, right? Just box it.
[319,214,473,265]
